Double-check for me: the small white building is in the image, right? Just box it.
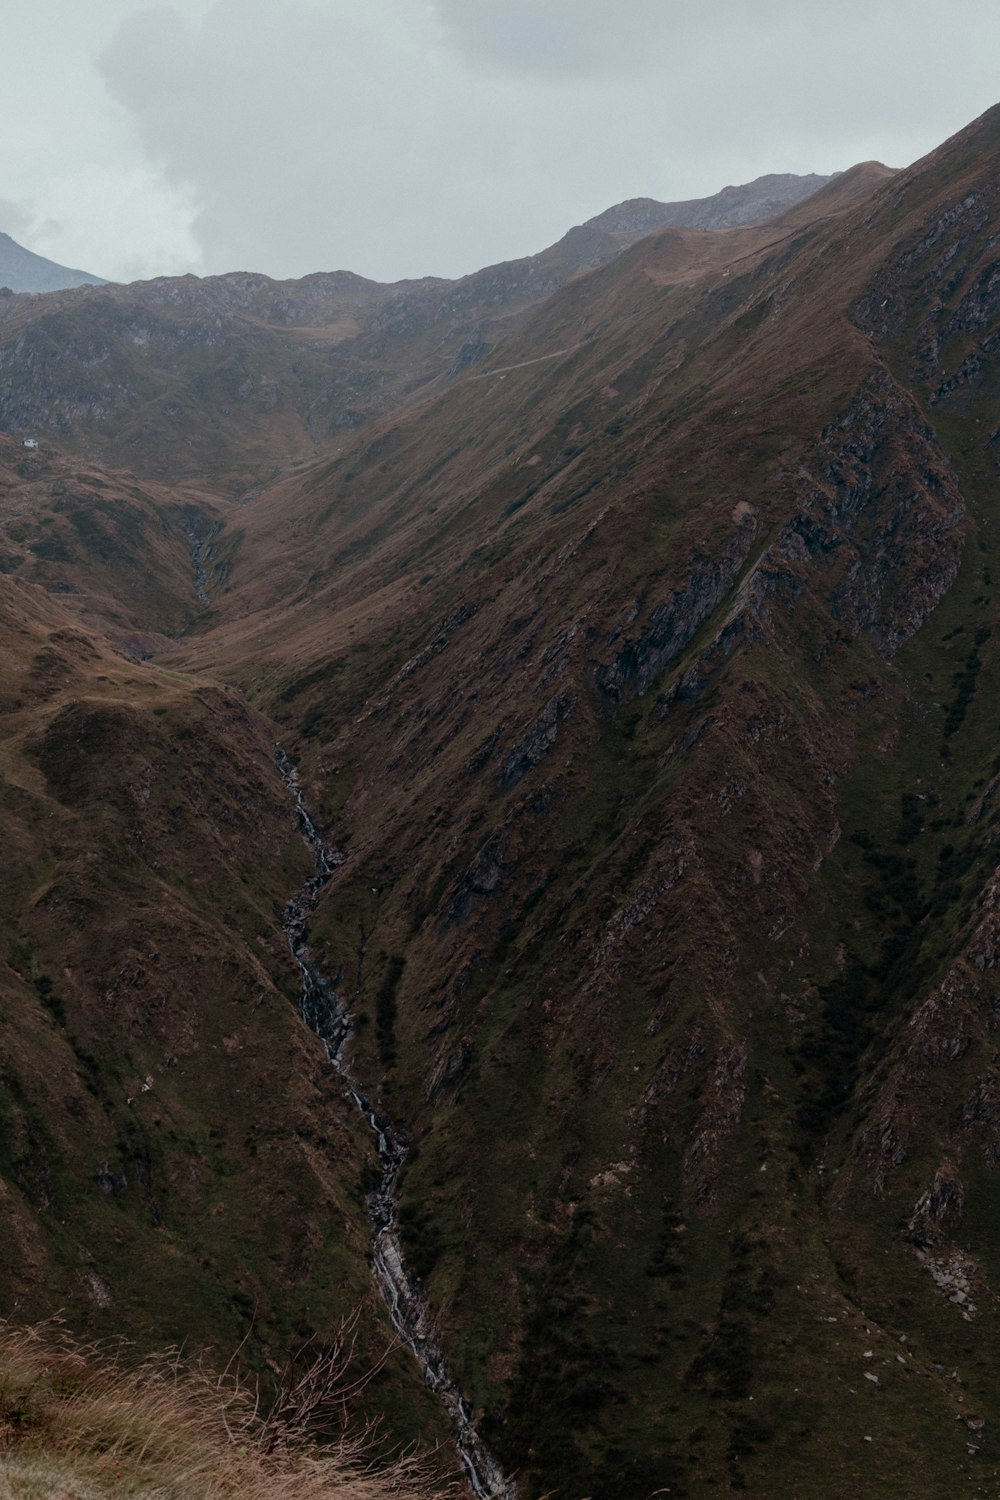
[22,437,38,449]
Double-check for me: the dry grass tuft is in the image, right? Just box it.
[0,1319,458,1500]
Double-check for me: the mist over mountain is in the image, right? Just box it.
[5,107,1000,1500]
[0,230,106,293]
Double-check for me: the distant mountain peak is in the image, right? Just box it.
[0,231,106,294]
[584,171,837,239]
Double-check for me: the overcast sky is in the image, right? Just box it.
[4,0,999,285]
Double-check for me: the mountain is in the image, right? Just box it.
[181,145,992,1495]
[0,230,106,293]
[0,506,451,1458]
[0,172,835,489]
[6,110,1000,1499]
[584,168,836,236]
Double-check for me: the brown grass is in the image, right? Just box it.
[0,1320,458,1500]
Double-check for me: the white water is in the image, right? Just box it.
[276,749,517,1500]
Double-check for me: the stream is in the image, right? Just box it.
[182,515,216,606]
[276,749,518,1500]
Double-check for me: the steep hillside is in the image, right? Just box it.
[158,114,1000,1497]
[0,576,449,1454]
[6,108,1000,1499]
[0,433,235,653]
[0,230,105,293]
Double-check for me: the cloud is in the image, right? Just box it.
[430,0,887,77]
[100,1,485,279]
[96,0,1000,284]
[0,198,34,241]
[432,0,685,77]
[0,163,199,282]
[102,0,669,280]
[33,163,202,281]
[0,0,215,281]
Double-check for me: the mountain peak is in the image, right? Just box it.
[0,231,106,294]
[584,169,836,238]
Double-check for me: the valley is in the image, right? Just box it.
[278,750,515,1499]
[4,114,1000,1499]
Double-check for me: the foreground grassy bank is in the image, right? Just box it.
[0,1321,456,1500]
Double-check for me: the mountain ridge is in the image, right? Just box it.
[0,171,843,488]
[584,168,838,235]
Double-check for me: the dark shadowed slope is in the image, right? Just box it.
[0,567,452,1456]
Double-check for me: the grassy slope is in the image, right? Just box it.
[0,577,448,1453]
[0,1320,456,1499]
[4,109,1000,1498]
[0,435,237,652]
[158,109,1000,1497]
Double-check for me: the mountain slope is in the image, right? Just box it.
[160,113,1000,1496]
[0,432,236,653]
[0,230,105,292]
[0,572,450,1454]
[0,174,838,490]
[5,113,1000,1498]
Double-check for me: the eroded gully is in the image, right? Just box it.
[276,750,517,1500]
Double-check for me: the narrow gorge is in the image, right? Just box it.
[277,750,517,1500]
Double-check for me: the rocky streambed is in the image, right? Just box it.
[277,749,517,1500]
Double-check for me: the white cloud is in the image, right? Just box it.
[29,164,202,282]
[3,0,999,284]
[0,199,34,242]
[100,0,634,280]
[0,0,213,280]
[95,0,1000,283]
